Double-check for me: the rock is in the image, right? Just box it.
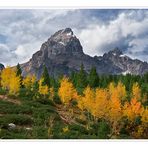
[25,127,32,131]
[21,28,148,78]
[8,123,16,130]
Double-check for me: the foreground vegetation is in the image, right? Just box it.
[0,64,147,139]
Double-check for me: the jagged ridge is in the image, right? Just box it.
[20,28,148,78]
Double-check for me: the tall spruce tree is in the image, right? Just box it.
[41,65,50,87]
[88,67,99,88]
[70,71,78,87]
[16,63,22,77]
[76,64,87,90]
[16,63,23,87]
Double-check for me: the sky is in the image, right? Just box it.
[0,9,148,66]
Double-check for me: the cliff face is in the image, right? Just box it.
[21,28,148,78]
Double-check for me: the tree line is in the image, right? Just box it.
[0,63,147,138]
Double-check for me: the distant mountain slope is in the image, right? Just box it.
[21,28,148,78]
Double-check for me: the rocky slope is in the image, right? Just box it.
[21,28,148,78]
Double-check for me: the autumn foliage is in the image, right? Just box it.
[38,78,49,96]
[58,80,148,138]
[58,77,78,104]
[0,66,147,139]
[0,67,21,94]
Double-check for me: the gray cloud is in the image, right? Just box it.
[0,9,148,66]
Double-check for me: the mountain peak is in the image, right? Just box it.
[39,28,83,57]
[103,47,123,58]
[21,29,148,78]
[61,28,74,35]
[50,27,75,40]
[109,47,123,56]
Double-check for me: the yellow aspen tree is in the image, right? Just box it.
[0,70,3,87]
[93,88,109,120]
[23,74,36,89]
[38,78,49,96]
[141,107,148,131]
[58,77,78,104]
[1,67,21,94]
[108,82,122,122]
[108,82,123,135]
[108,82,115,96]
[109,81,126,101]
[49,87,54,100]
[109,90,122,123]
[77,86,95,113]
[116,81,126,101]
[9,75,21,95]
[1,66,14,90]
[123,98,143,122]
[133,108,148,138]
[132,82,141,101]
[83,86,95,113]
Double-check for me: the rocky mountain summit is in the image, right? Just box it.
[21,28,148,78]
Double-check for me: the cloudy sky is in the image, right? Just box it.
[0,9,148,66]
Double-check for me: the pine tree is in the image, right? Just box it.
[16,63,23,87]
[76,64,87,91]
[88,67,99,88]
[70,71,78,87]
[41,65,50,87]
[16,63,22,76]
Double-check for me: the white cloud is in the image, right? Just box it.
[0,44,16,66]
[0,9,75,66]
[0,9,148,66]
[76,10,148,61]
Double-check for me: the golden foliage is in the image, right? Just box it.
[38,78,49,96]
[92,88,109,119]
[23,74,36,89]
[116,81,126,101]
[109,81,126,101]
[77,86,95,112]
[62,126,69,133]
[1,67,20,94]
[49,87,55,100]
[132,82,141,101]
[141,108,148,125]
[109,92,122,123]
[123,98,143,122]
[58,77,78,104]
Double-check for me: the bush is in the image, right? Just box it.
[0,88,7,95]
[96,120,110,139]
[53,95,62,104]
[32,126,48,139]
[0,128,32,139]
[0,100,33,114]
[0,114,33,126]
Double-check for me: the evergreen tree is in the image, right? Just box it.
[16,63,22,77]
[88,67,99,88]
[16,63,23,87]
[41,65,50,87]
[76,64,87,91]
[50,76,58,90]
[70,71,78,87]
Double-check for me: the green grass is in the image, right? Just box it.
[0,92,112,139]
[0,89,59,139]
